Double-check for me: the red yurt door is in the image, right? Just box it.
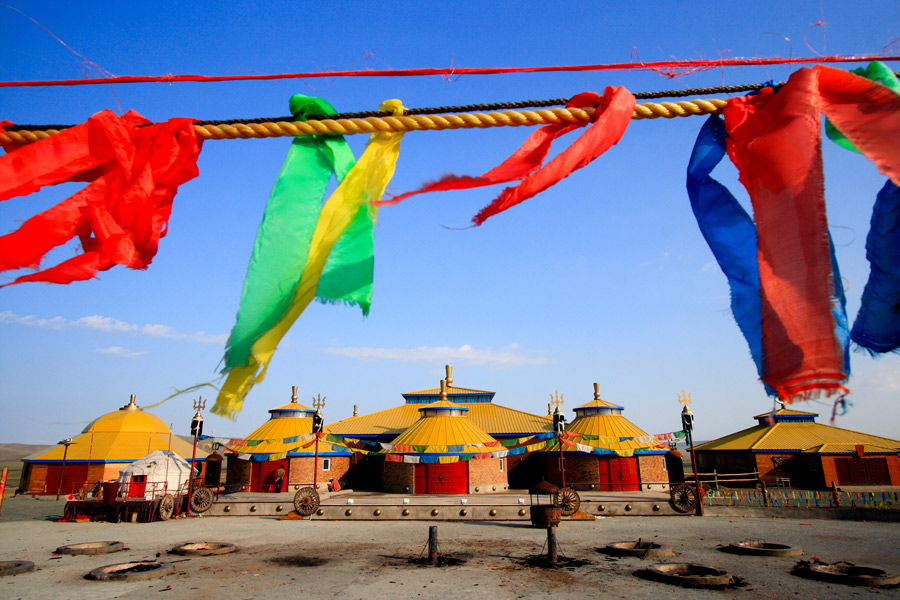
[127,475,147,498]
[414,462,468,494]
[43,464,89,496]
[597,457,640,491]
[252,462,288,492]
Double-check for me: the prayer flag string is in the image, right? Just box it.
[2,63,898,415]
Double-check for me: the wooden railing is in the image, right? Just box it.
[688,470,760,489]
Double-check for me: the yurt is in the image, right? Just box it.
[544,384,669,492]
[382,380,508,494]
[117,450,197,499]
[695,408,900,489]
[20,395,206,496]
[225,387,351,492]
[328,365,551,488]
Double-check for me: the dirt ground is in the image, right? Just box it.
[1,496,899,599]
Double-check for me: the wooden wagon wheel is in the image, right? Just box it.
[158,494,175,521]
[190,487,214,513]
[555,486,581,516]
[293,487,320,516]
[670,483,698,513]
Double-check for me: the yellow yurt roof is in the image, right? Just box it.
[389,398,498,452]
[328,366,552,437]
[329,403,551,437]
[81,395,170,434]
[229,388,320,454]
[25,395,206,463]
[696,421,900,452]
[575,398,624,410]
[553,385,658,453]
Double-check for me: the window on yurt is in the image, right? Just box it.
[322,458,331,472]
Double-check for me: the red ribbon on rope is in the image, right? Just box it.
[0,110,202,286]
[379,87,635,226]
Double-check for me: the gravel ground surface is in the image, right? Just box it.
[1,496,899,599]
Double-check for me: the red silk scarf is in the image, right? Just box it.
[723,66,900,400]
[0,110,202,285]
[379,87,635,226]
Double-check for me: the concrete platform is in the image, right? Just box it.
[200,489,683,520]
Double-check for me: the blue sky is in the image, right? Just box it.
[1,1,898,445]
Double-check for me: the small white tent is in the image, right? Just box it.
[117,450,197,499]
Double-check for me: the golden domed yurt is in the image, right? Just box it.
[328,365,552,489]
[20,395,207,496]
[381,380,508,495]
[225,387,351,492]
[544,384,669,492]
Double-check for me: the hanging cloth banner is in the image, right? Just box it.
[378,87,635,226]
[822,62,900,355]
[0,110,202,286]
[850,180,900,353]
[686,115,850,395]
[214,99,406,418]
[220,95,356,380]
[686,115,769,392]
[722,65,900,399]
[825,61,900,152]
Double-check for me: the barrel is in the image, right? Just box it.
[530,505,561,527]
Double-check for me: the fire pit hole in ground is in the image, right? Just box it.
[721,541,802,557]
[55,541,125,556]
[0,560,35,577]
[169,542,237,556]
[642,562,737,588]
[792,561,900,587]
[601,541,675,558]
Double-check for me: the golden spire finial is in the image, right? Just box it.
[439,379,448,401]
[549,390,564,413]
[593,382,601,401]
[445,364,453,388]
[353,404,358,417]
[291,385,298,404]
[677,389,692,406]
[121,394,139,410]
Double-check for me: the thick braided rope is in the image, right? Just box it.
[0,98,729,145]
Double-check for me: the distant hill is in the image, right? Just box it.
[0,443,53,462]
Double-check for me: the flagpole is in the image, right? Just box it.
[312,394,326,492]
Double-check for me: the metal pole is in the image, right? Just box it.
[558,436,567,490]
[187,398,206,517]
[547,526,558,563]
[56,441,70,501]
[680,394,703,517]
[687,429,704,516]
[186,430,199,518]
[311,395,325,492]
[428,525,438,565]
[313,436,320,492]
